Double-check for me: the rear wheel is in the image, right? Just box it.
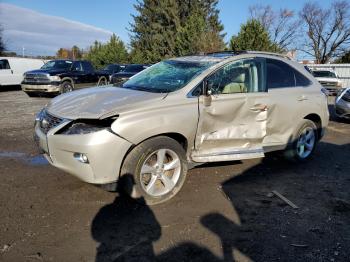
[120,136,188,205]
[284,119,318,162]
[60,81,73,94]
[97,77,108,86]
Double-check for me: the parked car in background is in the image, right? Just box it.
[97,64,126,82]
[335,87,350,119]
[21,60,109,97]
[110,64,149,85]
[312,69,342,95]
[34,51,329,205]
[0,57,45,88]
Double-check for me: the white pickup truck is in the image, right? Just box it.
[0,57,45,87]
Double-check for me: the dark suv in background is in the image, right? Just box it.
[21,60,109,96]
[110,64,149,85]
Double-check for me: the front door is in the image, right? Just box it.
[192,58,270,162]
[0,59,15,85]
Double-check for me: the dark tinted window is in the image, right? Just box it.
[267,59,295,88]
[0,59,11,70]
[71,61,83,72]
[82,61,94,72]
[295,70,312,86]
[123,65,145,73]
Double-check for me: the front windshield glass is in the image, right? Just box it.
[313,71,336,78]
[41,60,73,70]
[121,60,214,93]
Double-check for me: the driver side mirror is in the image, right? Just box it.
[202,80,212,107]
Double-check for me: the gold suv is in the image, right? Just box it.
[34,52,329,205]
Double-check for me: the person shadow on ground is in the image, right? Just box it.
[91,174,249,262]
[91,175,161,262]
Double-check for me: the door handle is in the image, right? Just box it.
[297,95,308,101]
[250,104,268,112]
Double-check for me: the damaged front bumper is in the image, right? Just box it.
[34,121,133,184]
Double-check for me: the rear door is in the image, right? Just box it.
[263,59,313,147]
[192,57,270,162]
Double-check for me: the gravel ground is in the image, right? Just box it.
[0,89,349,262]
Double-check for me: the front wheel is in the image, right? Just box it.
[97,77,108,86]
[120,136,188,205]
[284,119,318,162]
[60,81,73,94]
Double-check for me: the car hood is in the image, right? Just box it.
[46,86,167,119]
[26,69,67,76]
[315,77,339,82]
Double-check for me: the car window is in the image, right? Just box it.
[206,58,266,95]
[72,61,83,72]
[0,59,11,70]
[266,59,295,88]
[295,69,312,87]
[82,61,94,73]
[313,71,336,78]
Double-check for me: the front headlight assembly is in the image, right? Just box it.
[49,75,61,81]
[57,117,118,135]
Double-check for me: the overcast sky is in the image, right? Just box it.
[0,0,333,56]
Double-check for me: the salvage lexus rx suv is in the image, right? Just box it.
[34,51,329,205]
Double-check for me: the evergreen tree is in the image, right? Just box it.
[86,34,128,68]
[0,26,5,55]
[230,19,280,52]
[130,0,225,62]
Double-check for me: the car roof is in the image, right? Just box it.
[169,51,292,64]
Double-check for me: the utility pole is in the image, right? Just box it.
[22,46,25,57]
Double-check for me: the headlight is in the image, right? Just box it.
[336,81,343,88]
[49,75,61,81]
[58,117,118,135]
[35,108,45,125]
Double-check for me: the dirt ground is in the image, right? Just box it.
[0,88,349,262]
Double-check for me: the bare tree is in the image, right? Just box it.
[249,4,301,50]
[300,1,350,63]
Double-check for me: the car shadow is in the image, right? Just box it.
[91,142,350,262]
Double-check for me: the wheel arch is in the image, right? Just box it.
[61,77,75,88]
[303,113,322,140]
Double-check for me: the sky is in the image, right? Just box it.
[0,0,334,56]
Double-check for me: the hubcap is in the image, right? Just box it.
[62,83,72,93]
[296,126,315,159]
[140,149,181,197]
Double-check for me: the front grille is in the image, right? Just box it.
[319,81,336,87]
[40,110,64,134]
[24,73,50,84]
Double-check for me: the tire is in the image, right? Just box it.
[284,119,318,162]
[120,136,188,205]
[97,77,108,86]
[26,92,40,97]
[60,81,73,94]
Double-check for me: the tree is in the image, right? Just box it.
[0,25,5,55]
[86,34,128,68]
[335,49,350,63]
[249,4,301,51]
[230,19,280,52]
[300,1,350,64]
[56,48,70,59]
[71,45,82,60]
[129,0,225,62]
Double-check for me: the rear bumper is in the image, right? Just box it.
[22,83,60,93]
[34,123,133,184]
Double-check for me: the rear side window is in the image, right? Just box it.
[267,59,311,88]
[72,61,83,72]
[267,59,295,88]
[0,59,11,70]
[82,61,94,73]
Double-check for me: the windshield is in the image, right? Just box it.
[121,60,213,93]
[41,60,73,70]
[313,71,336,78]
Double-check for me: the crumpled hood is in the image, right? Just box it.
[46,86,166,119]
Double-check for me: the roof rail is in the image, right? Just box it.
[205,50,291,60]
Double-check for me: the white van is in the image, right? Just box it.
[0,57,45,87]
